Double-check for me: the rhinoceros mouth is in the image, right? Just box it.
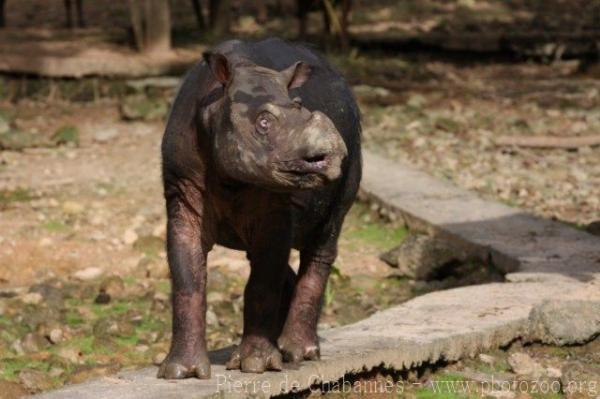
[276,155,331,175]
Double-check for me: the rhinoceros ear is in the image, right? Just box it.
[203,52,231,84]
[281,61,311,89]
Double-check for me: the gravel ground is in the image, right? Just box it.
[344,57,600,226]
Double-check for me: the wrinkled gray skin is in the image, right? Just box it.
[159,38,361,379]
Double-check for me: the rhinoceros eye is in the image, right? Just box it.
[256,111,276,135]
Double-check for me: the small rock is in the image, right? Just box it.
[207,291,225,303]
[93,127,119,143]
[152,222,166,238]
[0,115,10,134]
[380,234,469,279]
[21,333,49,353]
[508,352,544,378]
[48,367,65,378]
[39,237,53,247]
[20,292,43,305]
[18,369,54,392]
[48,328,63,344]
[206,309,219,327]
[0,379,28,398]
[478,353,496,365]
[93,318,134,337]
[56,347,82,364]
[585,221,600,236]
[94,291,111,304]
[11,340,25,355]
[528,300,600,345]
[99,275,126,299]
[136,257,169,279]
[123,229,138,246]
[487,390,515,399]
[73,267,104,281]
[153,352,167,365]
[135,344,149,353]
[67,364,119,385]
[153,291,169,302]
[62,200,84,215]
[93,319,120,336]
[546,366,562,378]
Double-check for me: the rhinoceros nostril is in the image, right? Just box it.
[303,154,327,164]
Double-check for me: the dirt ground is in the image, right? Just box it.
[340,56,600,226]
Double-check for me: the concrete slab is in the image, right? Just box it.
[34,282,600,399]
[35,151,600,398]
[360,150,600,283]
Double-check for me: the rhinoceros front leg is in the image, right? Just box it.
[277,245,337,363]
[158,182,212,379]
[226,211,291,373]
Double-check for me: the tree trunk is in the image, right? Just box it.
[256,0,268,24]
[129,0,171,53]
[0,0,6,28]
[191,0,205,31]
[209,0,231,37]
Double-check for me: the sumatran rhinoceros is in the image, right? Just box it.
[159,37,361,379]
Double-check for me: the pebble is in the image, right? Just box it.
[508,352,544,377]
[93,127,119,143]
[100,275,126,299]
[0,117,10,134]
[478,353,496,365]
[21,332,48,353]
[67,364,119,385]
[49,367,65,378]
[546,366,562,378]
[206,309,219,327]
[21,292,43,305]
[39,237,53,247]
[11,340,25,355]
[94,291,111,304]
[207,292,225,303]
[152,222,166,238]
[153,352,167,365]
[153,291,169,302]
[62,201,85,215]
[123,229,138,245]
[73,267,104,281]
[135,344,150,353]
[49,328,63,344]
[57,347,81,363]
[18,369,54,392]
[487,390,515,399]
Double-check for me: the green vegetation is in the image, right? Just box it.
[343,202,408,250]
[0,188,33,206]
[414,374,474,399]
[52,125,80,147]
[0,358,51,380]
[42,219,70,233]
